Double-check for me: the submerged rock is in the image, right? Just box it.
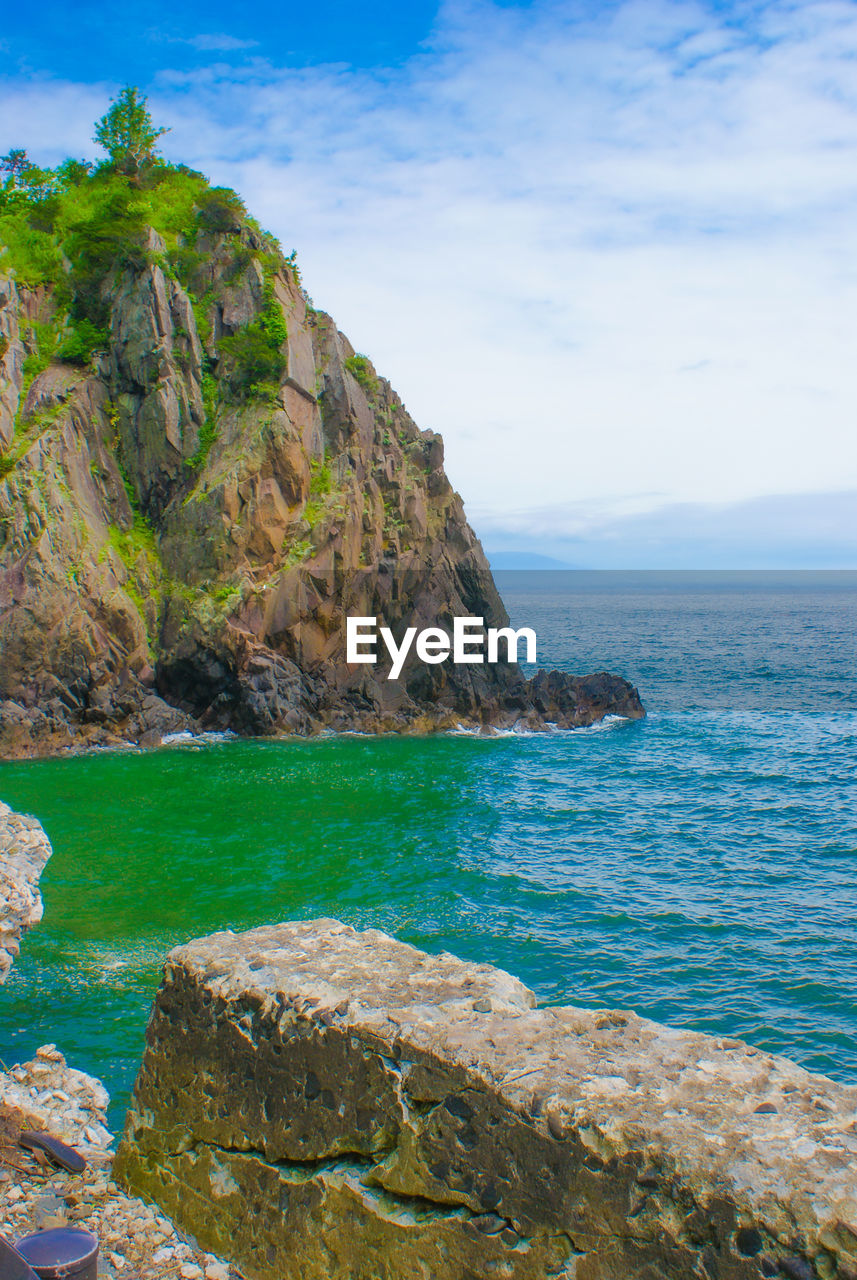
[115,919,857,1280]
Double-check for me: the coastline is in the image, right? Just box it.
[0,668,645,762]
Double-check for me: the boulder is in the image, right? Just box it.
[116,920,857,1280]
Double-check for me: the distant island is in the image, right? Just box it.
[0,89,642,758]
[487,552,579,569]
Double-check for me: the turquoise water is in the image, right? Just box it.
[0,570,855,1126]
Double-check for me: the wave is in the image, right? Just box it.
[160,730,237,748]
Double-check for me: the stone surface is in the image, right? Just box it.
[115,919,857,1280]
[0,205,644,759]
[0,1044,111,1152]
[0,799,52,982]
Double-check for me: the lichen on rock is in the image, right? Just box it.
[115,919,857,1280]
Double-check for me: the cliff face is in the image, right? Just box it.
[0,170,643,756]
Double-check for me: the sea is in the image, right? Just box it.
[0,570,854,1127]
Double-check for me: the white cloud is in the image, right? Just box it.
[478,489,857,567]
[1,0,856,560]
[184,35,259,52]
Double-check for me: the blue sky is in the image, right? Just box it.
[2,0,856,567]
[1,2,442,77]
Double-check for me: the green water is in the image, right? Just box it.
[1,736,524,1120]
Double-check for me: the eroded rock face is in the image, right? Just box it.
[115,920,857,1280]
[0,210,643,757]
[0,799,53,982]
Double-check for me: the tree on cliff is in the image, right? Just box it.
[0,150,30,181]
[0,150,57,204]
[93,87,169,174]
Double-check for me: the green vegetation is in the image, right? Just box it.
[217,319,286,401]
[187,372,220,468]
[215,268,288,402]
[106,510,159,573]
[0,87,322,522]
[344,353,378,398]
[0,155,211,320]
[309,456,332,497]
[195,187,246,234]
[303,456,333,526]
[57,318,107,365]
[1,88,295,418]
[282,538,313,567]
[93,87,169,175]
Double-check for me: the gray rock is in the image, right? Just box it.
[0,800,52,982]
[115,919,857,1280]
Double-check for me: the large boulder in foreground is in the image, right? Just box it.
[115,920,857,1280]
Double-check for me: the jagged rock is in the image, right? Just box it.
[0,800,52,982]
[0,1043,112,1150]
[0,195,644,757]
[115,920,857,1280]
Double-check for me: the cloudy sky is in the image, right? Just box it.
[2,0,856,566]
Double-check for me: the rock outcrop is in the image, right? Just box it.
[0,798,52,981]
[0,171,643,758]
[0,1042,112,1154]
[116,919,857,1280]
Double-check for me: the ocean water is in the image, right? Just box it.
[0,570,854,1126]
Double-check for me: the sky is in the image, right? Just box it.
[1,0,856,567]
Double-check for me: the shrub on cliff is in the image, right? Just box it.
[196,188,247,234]
[57,318,108,366]
[344,353,378,398]
[217,322,286,401]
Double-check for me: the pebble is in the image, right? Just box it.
[1,1049,234,1280]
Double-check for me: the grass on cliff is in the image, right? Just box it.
[0,163,213,297]
[344,353,378,398]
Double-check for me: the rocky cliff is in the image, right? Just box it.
[0,161,643,756]
[115,919,857,1280]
